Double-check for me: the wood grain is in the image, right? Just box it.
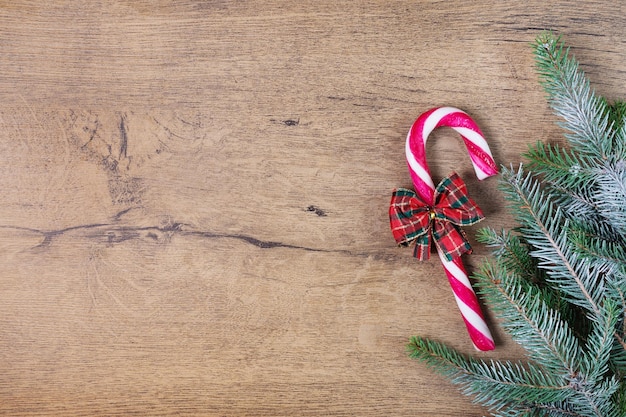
[0,1,625,415]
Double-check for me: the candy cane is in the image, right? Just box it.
[406,106,497,351]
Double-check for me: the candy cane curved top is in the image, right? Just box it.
[405,107,498,204]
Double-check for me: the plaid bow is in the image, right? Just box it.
[389,172,485,261]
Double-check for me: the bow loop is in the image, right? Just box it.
[389,172,485,261]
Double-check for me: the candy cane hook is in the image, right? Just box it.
[406,107,498,205]
[406,107,497,351]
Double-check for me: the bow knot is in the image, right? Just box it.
[389,172,485,261]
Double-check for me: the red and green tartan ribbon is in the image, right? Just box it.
[389,172,485,261]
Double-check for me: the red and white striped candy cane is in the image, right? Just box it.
[406,106,497,351]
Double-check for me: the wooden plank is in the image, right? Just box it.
[0,1,624,415]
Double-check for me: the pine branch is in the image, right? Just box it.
[569,221,626,277]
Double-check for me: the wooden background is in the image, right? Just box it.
[0,1,624,415]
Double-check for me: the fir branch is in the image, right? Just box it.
[407,336,573,413]
[612,286,626,378]
[610,103,626,159]
[602,99,626,132]
[476,228,537,282]
[534,33,613,160]
[525,141,596,188]
[475,261,581,378]
[602,99,626,159]
[476,227,586,337]
[613,383,626,417]
[617,286,626,339]
[611,339,626,380]
[548,183,600,228]
[576,377,622,417]
[408,333,621,416]
[594,163,626,237]
[569,221,626,277]
[500,166,603,316]
[569,216,626,251]
[525,142,601,222]
[530,401,608,417]
[580,299,620,383]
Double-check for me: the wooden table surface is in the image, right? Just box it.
[1,2,624,416]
